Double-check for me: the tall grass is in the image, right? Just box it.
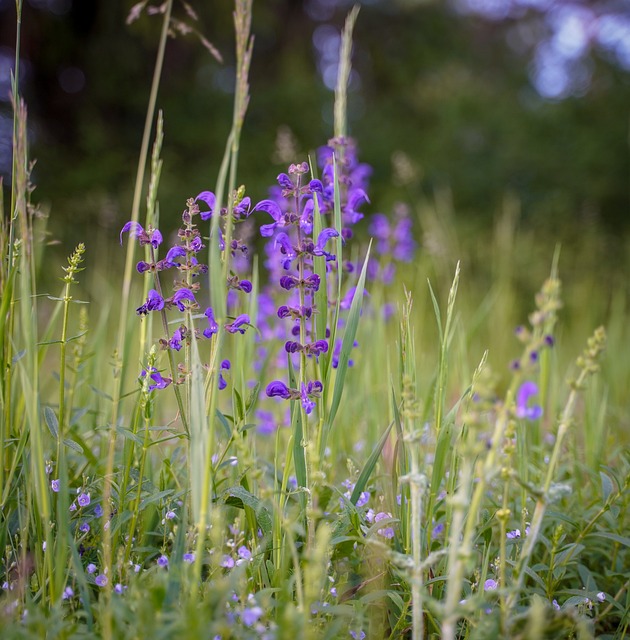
[1,2,628,639]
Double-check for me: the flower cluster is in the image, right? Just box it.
[120,193,254,391]
[255,162,338,415]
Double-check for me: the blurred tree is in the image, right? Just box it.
[0,0,628,246]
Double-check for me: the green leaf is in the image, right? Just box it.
[600,471,614,500]
[323,240,372,456]
[44,406,59,440]
[189,330,207,524]
[218,485,272,536]
[139,489,175,510]
[586,532,630,548]
[350,418,394,506]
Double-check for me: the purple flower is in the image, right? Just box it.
[164,245,187,267]
[484,578,498,591]
[314,227,339,254]
[241,605,263,627]
[114,583,125,594]
[266,381,292,400]
[95,574,108,587]
[255,199,284,237]
[183,553,195,564]
[221,555,235,569]
[169,327,184,351]
[277,173,293,190]
[225,314,250,334]
[79,522,90,533]
[120,221,162,248]
[51,479,60,492]
[238,279,252,293]
[77,492,90,508]
[237,546,252,561]
[218,359,230,390]
[94,504,103,517]
[136,289,165,315]
[300,382,316,415]
[86,563,97,574]
[274,232,296,269]
[195,190,216,221]
[515,381,543,420]
[141,366,172,392]
[506,529,521,539]
[374,512,395,539]
[203,307,218,338]
[157,555,169,568]
[171,288,197,312]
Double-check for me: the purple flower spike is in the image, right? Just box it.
[171,288,197,311]
[266,381,292,400]
[120,221,144,245]
[225,314,250,334]
[196,191,216,220]
[136,261,151,273]
[515,381,543,420]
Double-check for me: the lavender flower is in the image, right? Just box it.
[95,574,108,587]
[51,479,60,492]
[157,555,169,568]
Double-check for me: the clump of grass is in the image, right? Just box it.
[1,3,628,639]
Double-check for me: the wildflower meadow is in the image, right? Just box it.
[1,2,628,639]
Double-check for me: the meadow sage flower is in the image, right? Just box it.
[141,366,172,392]
[225,314,250,334]
[119,221,163,248]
